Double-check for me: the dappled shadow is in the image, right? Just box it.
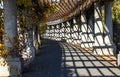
[93,3,115,55]
[22,39,120,77]
[80,11,94,48]
[60,42,120,77]
[22,39,77,77]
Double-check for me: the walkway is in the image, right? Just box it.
[22,39,120,77]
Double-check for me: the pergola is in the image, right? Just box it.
[33,0,104,25]
[1,0,117,77]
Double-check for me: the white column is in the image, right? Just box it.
[87,9,94,48]
[56,25,58,40]
[93,3,104,55]
[78,12,82,45]
[46,26,50,38]
[2,0,21,76]
[73,18,79,44]
[51,25,54,40]
[56,24,60,41]
[104,1,115,46]
[50,26,53,39]
[57,24,61,41]
[61,23,65,40]
[69,20,74,43]
[63,23,66,40]
[53,25,55,40]
[81,12,90,48]
[48,25,51,39]
[4,0,17,49]
[105,1,116,54]
[65,22,69,43]
[59,24,62,40]
[54,25,57,40]
[66,21,72,43]
[93,3,115,55]
[63,23,67,41]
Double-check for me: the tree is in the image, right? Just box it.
[112,0,120,24]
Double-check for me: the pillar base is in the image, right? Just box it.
[0,57,22,77]
[117,53,120,66]
[93,44,116,55]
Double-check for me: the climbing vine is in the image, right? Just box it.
[0,0,59,64]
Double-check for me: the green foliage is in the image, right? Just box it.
[17,0,32,8]
[112,0,120,24]
[43,3,59,17]
[17,0,58,45]
[17,0,58,24]
[39,24,47,35]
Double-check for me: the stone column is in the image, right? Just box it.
[53,25,56,40]
[63,23,67,41]
[1,0,22,76]
[64,23,67,41]
[59,23,62,41]
[81,12,89,48]
[47,26,50,38]
[87,8,94,48]
[73,18,79,44]
[55,25,58,40]
[54,25,57,40]
[61,23,66,41]
[24,25,35,66]
[4,0,17,49]
[93,3,104,55]
[93,2,115,55]
[78,12,82,45]
[37,28,41,46]
[105,1,113,40]
[61,23,64,40]
[66,21,72,43]
[50,26,52,39]
[58,24,61,40]
[33,25,39,51]
[73,15,82,45]
[44,26,48,38]
[57,24,60,41]
[81,10,94,48]
[47,26,50,39]
[69,20,74,43]
[51,25,54,40]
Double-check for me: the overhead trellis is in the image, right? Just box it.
[17,0,59,24]
[16,0,96,25]
[46,0,112,25]
[46,0,96,25]
[0,0,111,25]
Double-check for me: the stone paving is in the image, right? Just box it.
[22,39,120,77]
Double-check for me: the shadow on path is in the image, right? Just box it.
[22,39,120,77]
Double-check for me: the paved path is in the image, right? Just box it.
[22,39,120,77]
